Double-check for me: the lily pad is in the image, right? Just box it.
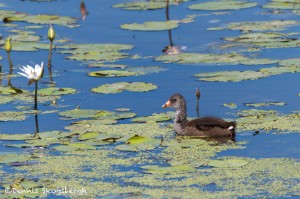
[141,165,196,174]
[0,133,33,141]
[53,142,96,152]
[0,95,13,104]
[58,43,133,63]
[244,102,286,107]
[194,70,268,82]
[223,103,237,109]
[78,132,99,141]
[279,58,300,67]
[132,112,173,123]
[263,0,300,10]
[0,111,26,121]
[208,159,249,168]
[0,154,31,164]
[209,20,299,32]
[155,53,248,65]
[4,13,78,28]
[121,21,179,31]
[88,70,143,77]
[38,87,77,96]
[59,109,115,119]
[189,1,257,11]
[91,82,157,94]
[113,2,177,10]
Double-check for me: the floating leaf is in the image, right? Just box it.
[53,142,96,152]
[126,135,157,144]
[38,87,76,96]
[88,70,143,77]
[194,70,268,82]
[121,21,179,31]
[0,95,13,104]
[244,102,286,107]
[4,13,78,28]
[78,132,99,141]
[59,109,115,119]
[279,58,300,67]
[209,20,299,32]
[0,134,33,141]
[155,53,248,65]
[113,2,177,10]
[132,112,173,123]
[58,43,133,63]
[0,154,31,164]
[141,165,196,174]
[208,159,249,168]
[91,82,157,94]
[189,1,257,11]
[223,103,237,109]
[0,111,26,121]
[263,0,300,10]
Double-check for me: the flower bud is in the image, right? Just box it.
[5,37,12,52]
[48,24,55,42]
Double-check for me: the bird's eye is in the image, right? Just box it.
[170,98,177,102]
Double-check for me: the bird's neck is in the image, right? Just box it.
[174,104,188,135]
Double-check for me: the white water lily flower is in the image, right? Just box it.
[18,62,44,84]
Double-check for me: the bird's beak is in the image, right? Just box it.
[162,100,171,108]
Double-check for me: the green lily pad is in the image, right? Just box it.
[237,109,278,117]
[263,0,300,10]
[126,135,157,144]
[0,133,33,141]
[0,86,23,94]
[78,132,99,141]
[240,58,280,65]
[58,43,133,63]
[244,102,286,107]
[141,165,196,174]
[279,58,300,67]
[0,95,14,104]
[121,21,179,31]
[208,159,249,168]
[155,53,248,65]
[194,70,268,82]
[209,20,299,32]
[223,103,237,109]
[116,135,160,151]
[7,41,49,51]
[113,2,177,10]
[132,112,173,123]
[0,154,31,164]
[127,66,167,74]
[53,142,96,152]
[59,109,115,119]
[189,1,257,11]
[259,66,300,75]
[4,14,78,28]
[38,87,77,96]
[88,70,143,77]
[37,131,68,139]
[0,111,26,121]
[91,82,157,94]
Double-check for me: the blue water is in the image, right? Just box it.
[0,0,299,169]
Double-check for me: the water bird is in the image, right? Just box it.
[162,93,236,137]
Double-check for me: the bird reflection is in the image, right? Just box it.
[162,0,183,55]
[80,0,88,21]
[196,88,200,118]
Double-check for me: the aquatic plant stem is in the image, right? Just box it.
[7,51,13,68]
[48,41,53,68]
[34,113,40,137]
[34,81,38,110]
